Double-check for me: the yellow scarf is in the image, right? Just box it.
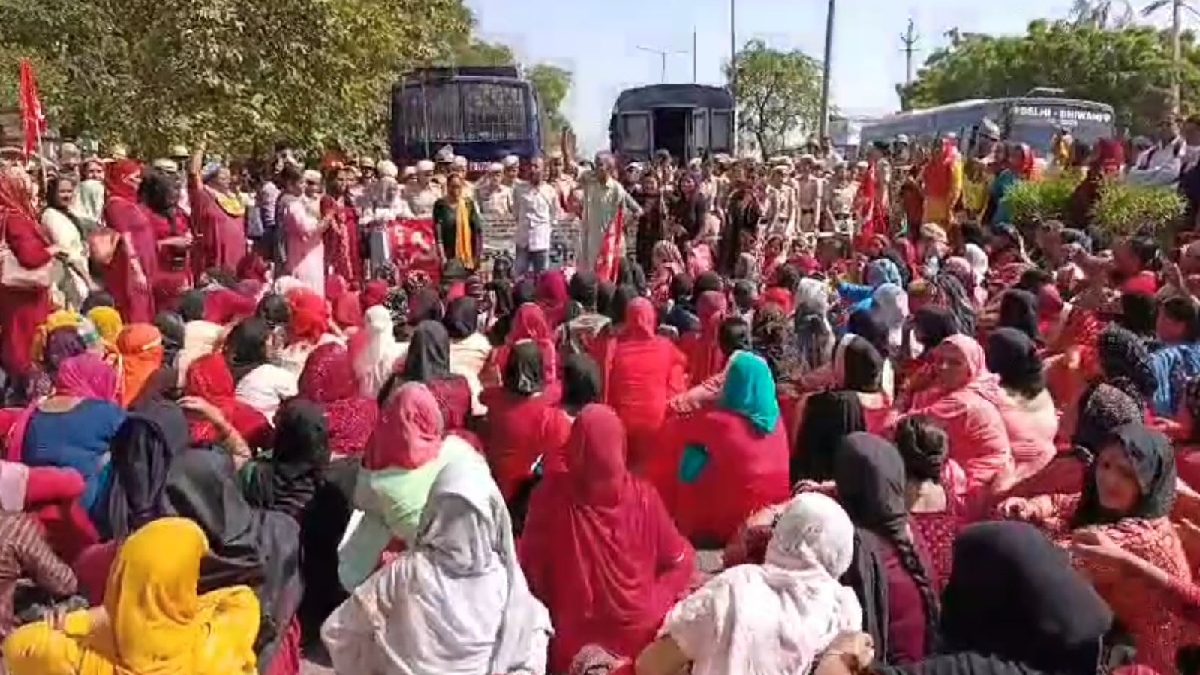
[206,187,246,218]
[454,197,475,268]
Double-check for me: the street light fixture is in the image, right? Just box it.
[635,45,690,83]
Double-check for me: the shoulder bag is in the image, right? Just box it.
[0,212,54,289]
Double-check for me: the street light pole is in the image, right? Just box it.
[818,0,836,138]
[636,45,688,83]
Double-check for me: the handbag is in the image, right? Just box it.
[88,228,120,266]
[0,214,54,289]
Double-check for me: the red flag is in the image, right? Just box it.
[853,161,887,248]
[594,206,625,283]
[18,59,47,158]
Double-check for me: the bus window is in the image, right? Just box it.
[710,110,732,152]
[621,113,651,152]
[461,82,528,142]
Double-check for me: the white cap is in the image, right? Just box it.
[502,155,519,168]
[855,160,869,168]
[452,155,467,167]
[688,157,702,167]
[152,158,178,172]
[402,165,416,177]
[416,160,435,172]
[487,163,503,172]
[376,160,399,178]
[895,134,910,144]
[303,169,322,183]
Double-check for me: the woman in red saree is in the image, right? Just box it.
[103,159,157,323]
[320,167,361,288]
[0,166,55,381]
[591,297,687,471]
[907,334,1013,500]
[998,425,1193,673]
[138,167,192,313]
[297,343,378,459]
[183,353,272,449]
[674,351,790,545]
[187,151,248,274]
[677,290,728,384]
[480,341,563,501]
[483,303,559,389]
[519,404,694,672]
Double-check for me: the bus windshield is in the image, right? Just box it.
[397,80,530,143]
[1006,102,1115,154]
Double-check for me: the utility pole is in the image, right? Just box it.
[900,18,920,87]
[636,45,688,83]
[693,27,699,83]
[818,0,836,138]
[730,0,739,154]
[1173,0,1183,116]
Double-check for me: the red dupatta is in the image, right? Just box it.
[184,353,271,447]
[298,343,378,457]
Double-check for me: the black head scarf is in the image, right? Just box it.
[834,432,939,664]
[569,270,599,310]
[443,297,479,340]
[693,271,723,296]
[847,307,891,360]
[103,373,188,539]
[243,399,330,520]
[596,281,617,317]
[503,340,545,396]
[793,390,866,483]
[1071,383,1142,458]
[179,289,207,323]
[986,327,1045,397]
[562,353,602,414]
[940,521,1114,674]
[407,286,445,326]
[165,450,301,663]
[913,306,960,349]
[487,279,535,346]
[152,311,185,367]
[609,284,637,324]
[402,320,454,382]
[256,293,292,329]
[1097,324,1156,404]
[997,289,1040,343]
[1073,423,1176,528]
[224,317,272,384]
[838,335,884,393]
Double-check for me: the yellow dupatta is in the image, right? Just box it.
[454,197,475,268]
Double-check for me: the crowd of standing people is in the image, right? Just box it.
[3,117,1200,675]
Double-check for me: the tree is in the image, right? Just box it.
[527,64,573,150]
[898,20,1200,136]
[1070,0,1135,28]
[1142,0,1199,114]
[450,39,516,67]
[723,39,823,156]
[0,0,476,156]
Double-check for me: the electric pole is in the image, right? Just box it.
[730,0,738,153]
[693,27,699,83]
[900,18,920,87]
[818,0,836,138]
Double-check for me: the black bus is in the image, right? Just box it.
[609,84,735,163]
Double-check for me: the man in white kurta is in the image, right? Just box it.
[576,155,642,271]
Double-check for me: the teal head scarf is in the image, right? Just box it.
[720,351,780,434]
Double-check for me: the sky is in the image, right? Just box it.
[466,0,1178,153]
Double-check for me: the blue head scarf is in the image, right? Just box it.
[866,259,902,288]
[719,351,780,434]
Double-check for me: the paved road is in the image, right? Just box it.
[300,550,724,674]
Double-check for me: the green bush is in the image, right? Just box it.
[1001,174,1081,227]
[1091,180,1186,239]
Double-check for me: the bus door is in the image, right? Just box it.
[690,108,709,162]
[618,112,652,161]
[709,109,734,156]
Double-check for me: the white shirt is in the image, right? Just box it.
[1129,138,1184,187]
[513,180,560,251]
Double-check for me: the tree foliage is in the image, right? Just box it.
[0,0,477,156]
[898,20,1200,136]
[724,39,823,156]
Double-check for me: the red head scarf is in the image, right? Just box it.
[326,275,349,304]
[203,288,257,325]
[519,404,693,668]
[363,381,443,471]
[686,291,729,382]
[332,292,363,330]
[620,297,658,340]
[536,270,570,326]
[184,353,270,446]
[105,159,142,202]
[503,303,558,384]
[0,165,37,222]
[1010,144,1035,180]
[1094,138,1126,176]
[759,287,794,315]
[236,252,270,283]
[298,343,378,457]
[361,281,389,309]
[287,289,330,344]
